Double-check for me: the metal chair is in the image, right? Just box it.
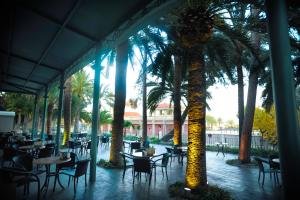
[132,157,153,186]
[120,152,134,180]
[152,153,170,180]
[254,157,279,186]
[130,142,141,154]
[59,159,90,194]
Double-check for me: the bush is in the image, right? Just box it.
[123,135,139,141]
[97,159,120,169]
[206,145,278,157]
[168,182,233,200]
[150,137,160,144]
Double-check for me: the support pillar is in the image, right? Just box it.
[41,86,48,140]
[90,49,101,182]
[266,1,300,199]
[31,95,38,139]
[55,73,65,155]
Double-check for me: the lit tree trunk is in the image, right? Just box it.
[142,58,147,142]
[173,55,182,146]
[63,78,72,145]
[239,69,258,163]
[186,51,207,189]
[110,40,128,167]
[46,103,54,135]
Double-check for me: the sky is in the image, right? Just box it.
[85,63,264,125]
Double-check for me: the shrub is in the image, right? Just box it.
[168,182,233,200]
[97,159,120,169]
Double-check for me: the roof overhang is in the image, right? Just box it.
[0,0,182,95]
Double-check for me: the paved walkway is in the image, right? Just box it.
[13,144,283,200]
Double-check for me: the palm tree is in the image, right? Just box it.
[71,70,93,133]
[109,40,129,167]
[99,110,112,132]
[123,120,133,136]
[62,77,72,145]
[46,85,59,135]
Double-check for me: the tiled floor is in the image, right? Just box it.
[10,144,283,200]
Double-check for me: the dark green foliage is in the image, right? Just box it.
[150,137,160,144]
[123,135,140,141]
[168,182,233,200]
[97,159,120,169]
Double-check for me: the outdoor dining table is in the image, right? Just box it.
[272,158,280,164]
[33,156,71,194]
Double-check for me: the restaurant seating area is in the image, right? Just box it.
[0,132,283,200]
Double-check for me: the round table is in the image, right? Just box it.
[19,145,45,150]
[33,156,71,194]
[272,158,280,164]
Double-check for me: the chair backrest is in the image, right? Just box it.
[133,158,151,173]
[38,147,53,158]
[75,159,90,177]
[165,147,173,154]
[131,142,141,150]
[161,153,170,166]
[268,155,280,169]
[12,154,33,171]
[254,157,265,172]
[120,152,133,167]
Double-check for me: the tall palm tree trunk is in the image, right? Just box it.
[63,78,72,145]
[237,61,244,143]
[110,40,128,167]
[73,110,80,133]
[46,103,54,135]
[239,69,258,163]
[186,51,207,189]
[173,55,182,146]
[142,59,147,142]
[239,7,260,163]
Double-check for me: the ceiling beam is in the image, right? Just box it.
[0,50,62,72]
[5,73,46,86]
[0,88,36,95]
[19,4,98,43]
[24,0,83,86]
[2,81,37,94]
[3,80,39,91]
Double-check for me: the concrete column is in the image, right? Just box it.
[55,73,64,155]
[266,0,300,198]
[40,86,48,140]
[31,95,38,139]
[90,48,101,182]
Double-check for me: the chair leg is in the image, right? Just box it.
[133,171,135,185]
[85,174,87,187]
[149,172,152,186]
[123,168,126,180]
[262,173,265,186]
[68,176,71,187]
[165,167,168,180]
[74,177,77,194]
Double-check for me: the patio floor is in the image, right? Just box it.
[12,144,283,200]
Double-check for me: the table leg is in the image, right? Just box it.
[41,164,50,195]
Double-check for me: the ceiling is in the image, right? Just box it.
[0,0,179,95]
